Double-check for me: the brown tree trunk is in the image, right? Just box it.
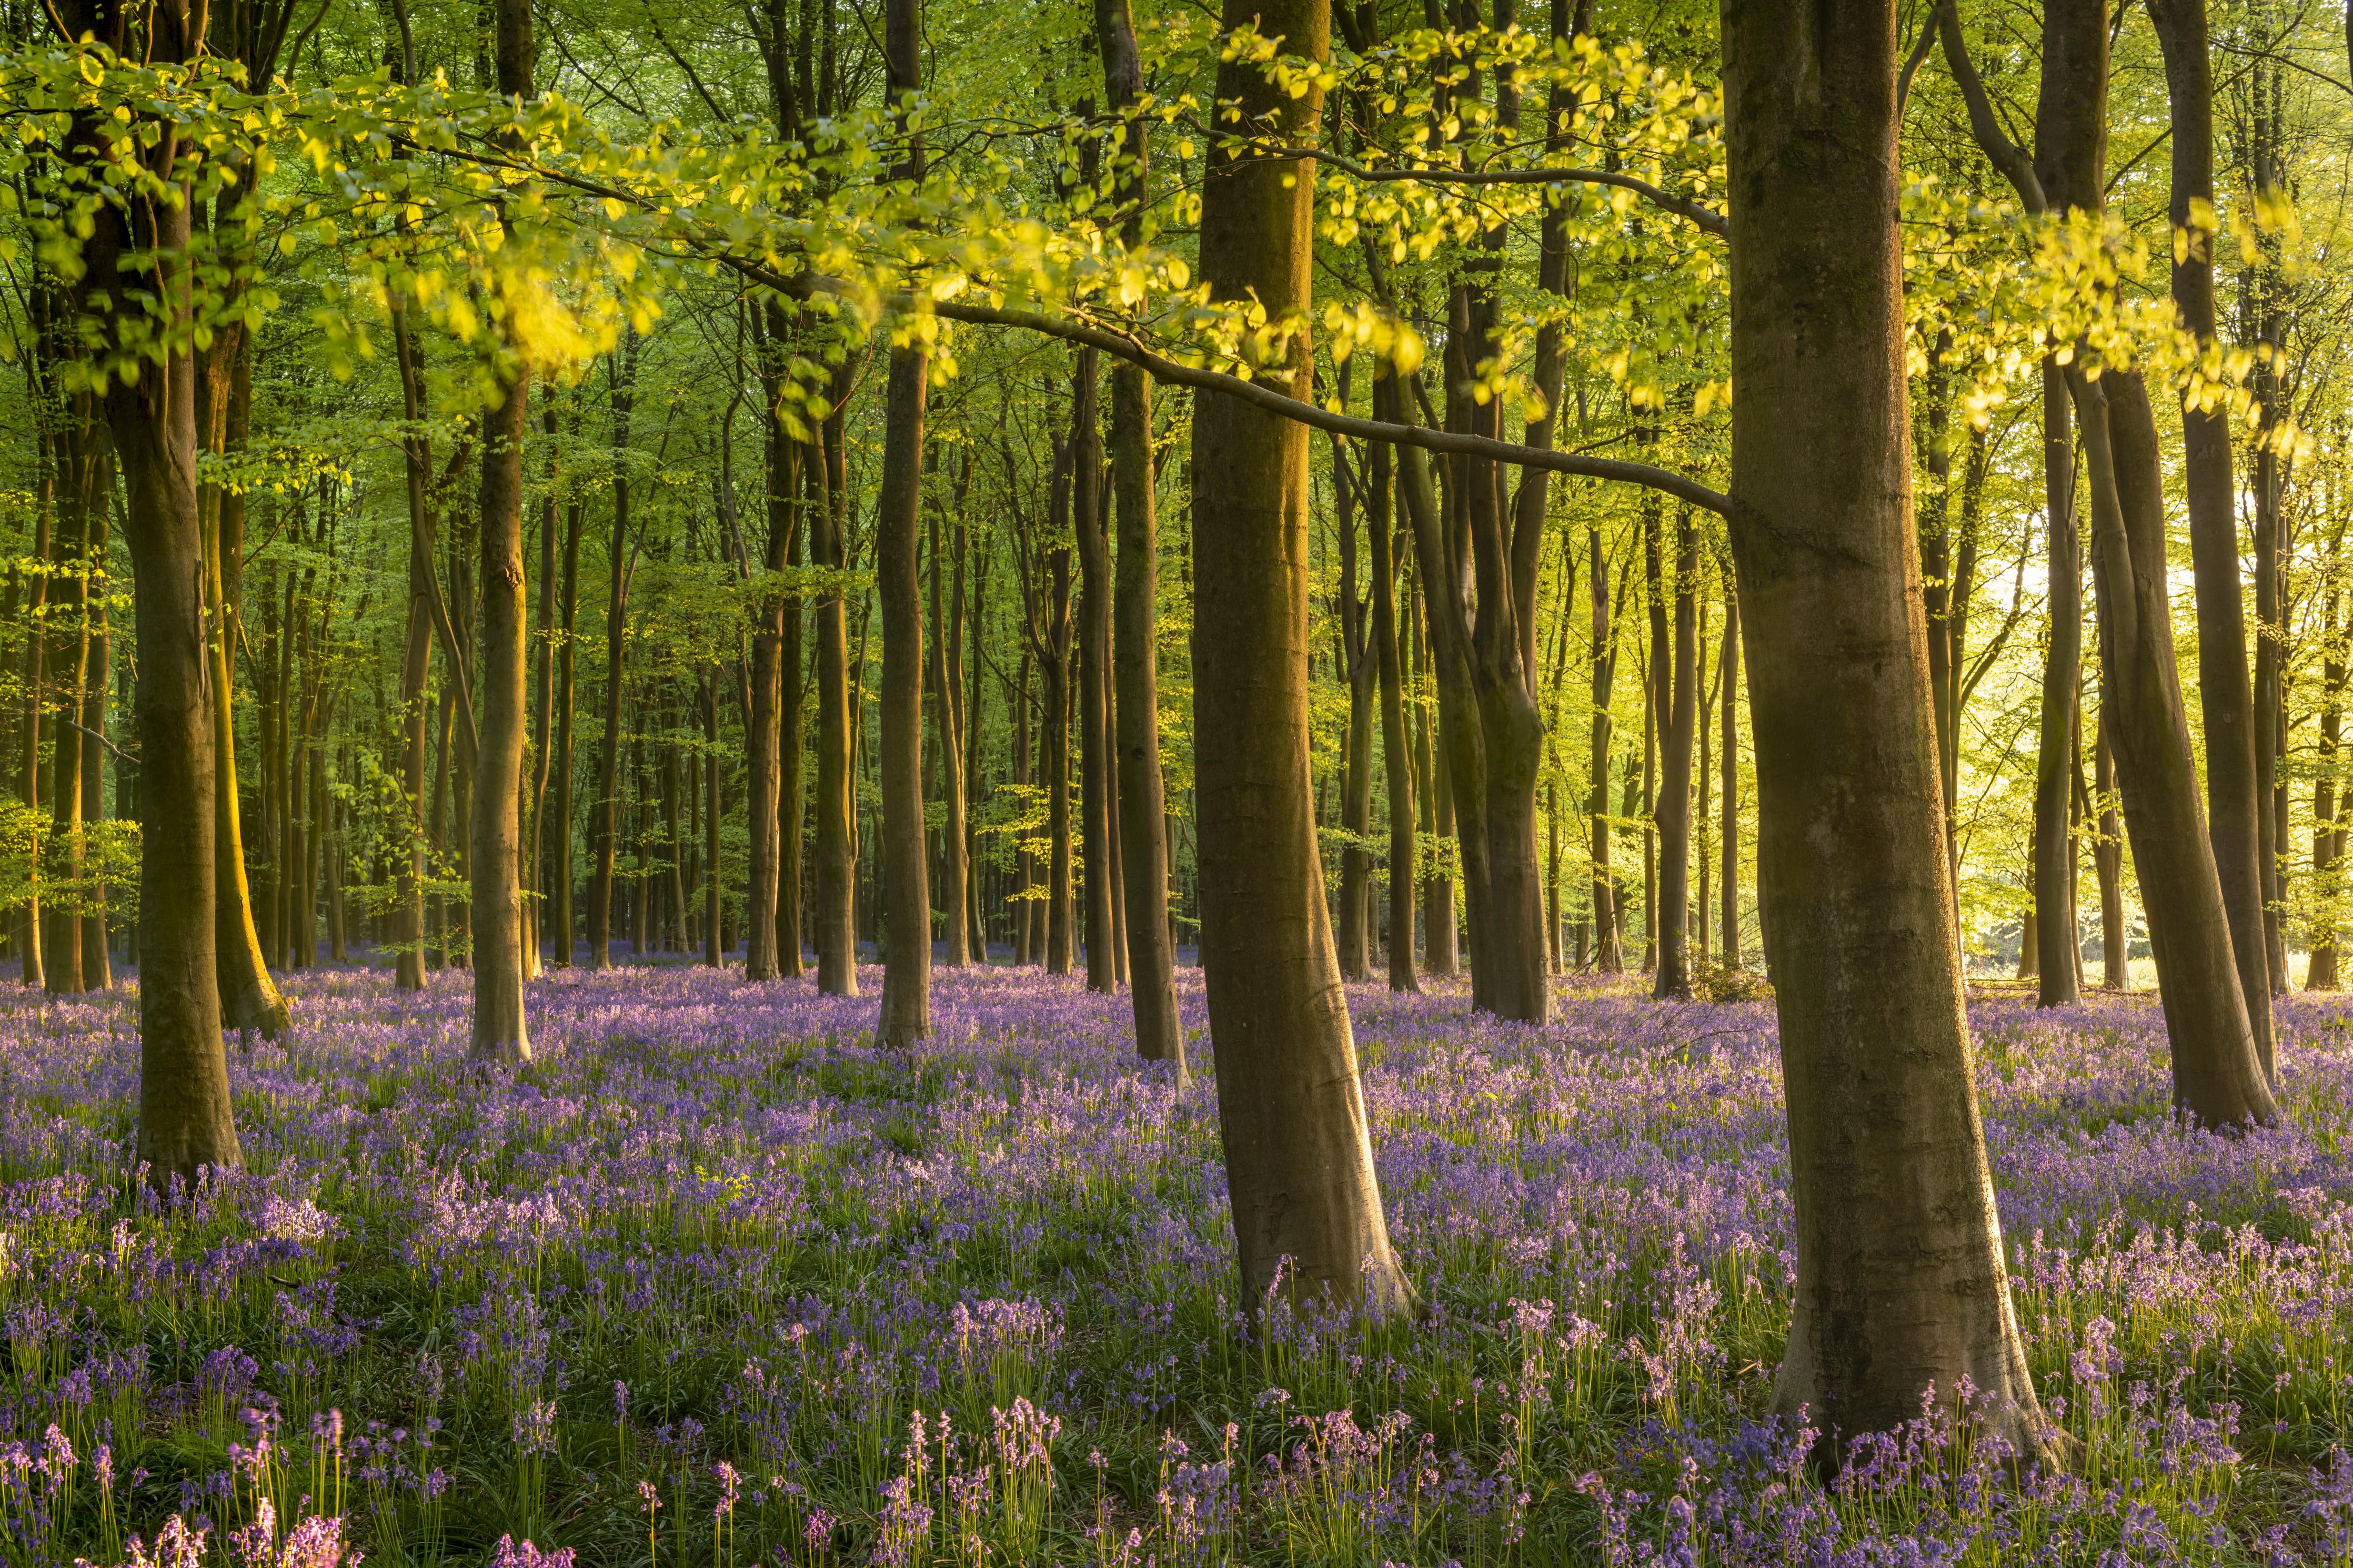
[72,14,244,1179]
[1720,585,1741,966]
[1191,0,1410,1314]
[2033,0,2274,1121]
[1073,362,1117,993]
[1653,508,1697,1000]
[590,331,639,970]
[1724,0,2056,1458]
[2096,709,2126,988]
[470,332,531,1058]
[81,551,110,989]
[812,405,859,994]
[2074,368,2275,1123]
[46,394,97,995]
[928,470,971,970]
[873,0,931,1047]
[2034,357,2082,1006]
[1366,382,1419,994]
[1589,524,1621,973]
[2148,0,2271,1065]
[2314,590,2344,990]
[747,317,799,980]
[203,341,288,1036]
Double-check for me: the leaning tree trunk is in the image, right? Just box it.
[1191,0,1411,1316]
[2032,0,2275,1123]
[872,0,931,1049]
[1723,0,2058,1460]
[202,347,289,1038]
[2073,369,2277,1125]
[2148,0,2271,1070]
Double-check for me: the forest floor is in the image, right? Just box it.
[2,963,2350,1566]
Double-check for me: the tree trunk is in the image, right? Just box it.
[1589,524,1621,973]
[1088,0,1188,1041]
[74,41,244,1178]
[1191,0,1410,1315]
[2034,358,2082,1005]
[2148,0,2270,1066]
[2032,0,2275,1122]
[812,404,859,994]
[1366,386,1419,994]
[1653,508,1697,1001]
[1073,361,1117,993]
[873,0,931,1048]
[929,469,971,969]
[2315,592,2344,990]
[1720,585,1741,966]
[82,553,111,989]
[203,341,288,1036]
[1724,0,2056,1459]
[590,330,639,970]
[2074,368,2275,1124]
[469,328,531,1060]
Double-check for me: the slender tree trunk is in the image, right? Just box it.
[1720,585,1741,967]
[590,331,639,970]
[82,550,110,989]
[1724,0,2056,1458]
[1191,0,1410,1314]
[2315,592,2344,990]
[471,190,532,1047]
[1654,509,1697,1000]
[203,344,288,1035]
[928,482,971,969]
[1589,525,1620,973]
[2035,358,2082,1005]
[23,407,52,989]
[1073,361,1117,993]
[873,0,931,1047]
[2096,707,2126,988]
[46,399,95,994]
[1367,391,1419,994]
[2148,0,2270,1066]
[1096,181,1176,1020]
[812,407,859,994]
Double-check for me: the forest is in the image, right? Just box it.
[3,0,2353,1560]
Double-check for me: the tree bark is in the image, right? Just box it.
[1724,0,2056,1458]
[469,334,531,1058]
[1653,508,1697,1000]
[1192,0,1410,1314]
[1073,362,1116,992]
[812,401,859,995]
[1367,378,1419,993]
[928,465,971,969]
[2034,357,2082,1005]
[71,2,244,1179]
[872,0,931,1046]
[1719,584,1741,967]
[2148,0,2271,1066]
[1088,0,1189,1044]
[2074,368,2276,1123]
[590,331,639,970]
